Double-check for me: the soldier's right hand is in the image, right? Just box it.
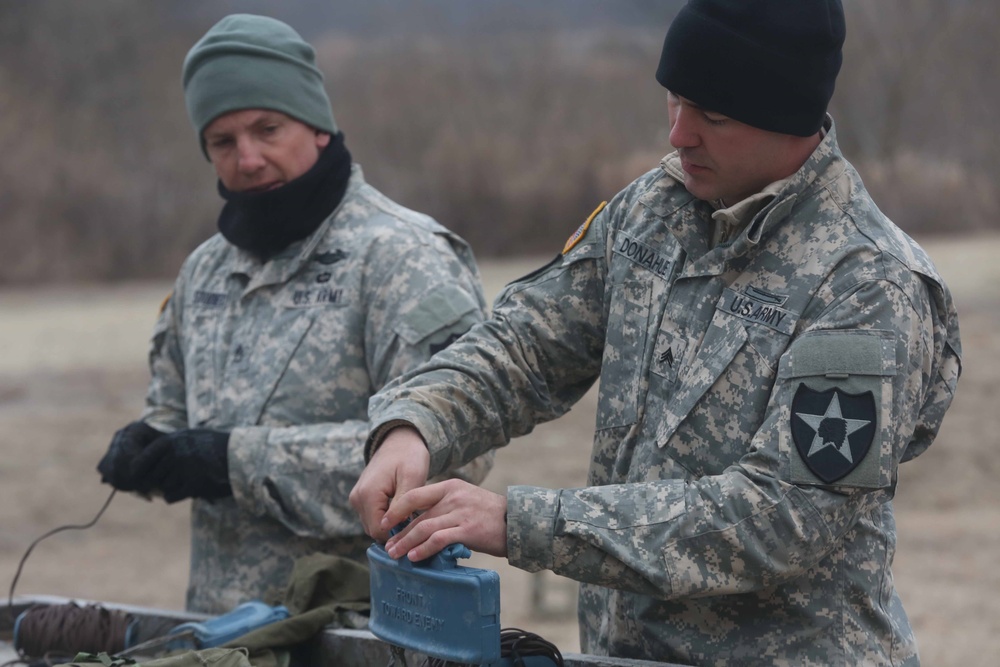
[97,421,163,491]
[349,425,430,543]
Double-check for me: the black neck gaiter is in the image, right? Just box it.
[217,132,352,260]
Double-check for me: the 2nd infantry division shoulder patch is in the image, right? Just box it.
[791,383,877,484]
[563,201,607,255]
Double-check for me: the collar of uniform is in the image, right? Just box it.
[770,114,839,202]
[647,154,702,219]
[741,115,842,246]
[638,115,839,264]
[657,151,788,254]
[714,114,844,252]
[637,159,709,258]
[236,165,365,293]
[709,178,790,248]
[661,152,685,189]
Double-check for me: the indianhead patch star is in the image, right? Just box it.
[795,392,871,464]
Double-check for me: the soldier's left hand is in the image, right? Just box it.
[97,420,164,491]
[129,428,232,503]
[383,479,508,561]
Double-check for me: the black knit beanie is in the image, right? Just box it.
[656,0,845,136]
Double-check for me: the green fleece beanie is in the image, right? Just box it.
[182,14,337,154]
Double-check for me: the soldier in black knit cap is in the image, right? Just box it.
[352,1,961,664]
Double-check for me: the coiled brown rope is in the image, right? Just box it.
[3,489,124,665]
[12,602,130,662]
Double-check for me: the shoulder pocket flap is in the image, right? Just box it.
[394,284,480,345]
[779,330,896,380]
[656,308,748,446]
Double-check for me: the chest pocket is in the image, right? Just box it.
[182,293,228,428]
[653,306,748,448]
[219,311,316,427]
[651,294,795,476]
[183,290,321,428]
[597,280,652,430]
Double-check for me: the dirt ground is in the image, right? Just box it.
[1,234,998,665]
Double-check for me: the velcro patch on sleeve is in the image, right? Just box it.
[394,284,480,345]
[780,330,896,488]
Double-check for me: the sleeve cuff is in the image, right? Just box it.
[227,425,271,516]
[364,419,419,463]
[138,408,186,434]
[506,485,561,573]
[366,407,453,478]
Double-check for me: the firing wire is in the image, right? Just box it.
[7,489,117,614]
[500,627,564,667]
[3,489,121,666]
[387,644,410,667]
[419,626,564,667]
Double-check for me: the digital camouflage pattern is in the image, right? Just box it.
[142,166,492,614]
[367,120,962,665]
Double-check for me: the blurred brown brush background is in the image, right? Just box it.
[1,2,998,665]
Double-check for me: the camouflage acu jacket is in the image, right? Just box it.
[367,122,962,665]
[141,166,491,614]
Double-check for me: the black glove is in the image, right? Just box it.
[97,421,164,491]
[129,428,232,504]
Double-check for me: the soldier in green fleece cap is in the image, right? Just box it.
[96,14,494,614]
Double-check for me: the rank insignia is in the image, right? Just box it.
[791,383,877,483]
[563,201,606,255]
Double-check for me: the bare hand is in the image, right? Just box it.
[349,426,430,543]
[384,479,508,562]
